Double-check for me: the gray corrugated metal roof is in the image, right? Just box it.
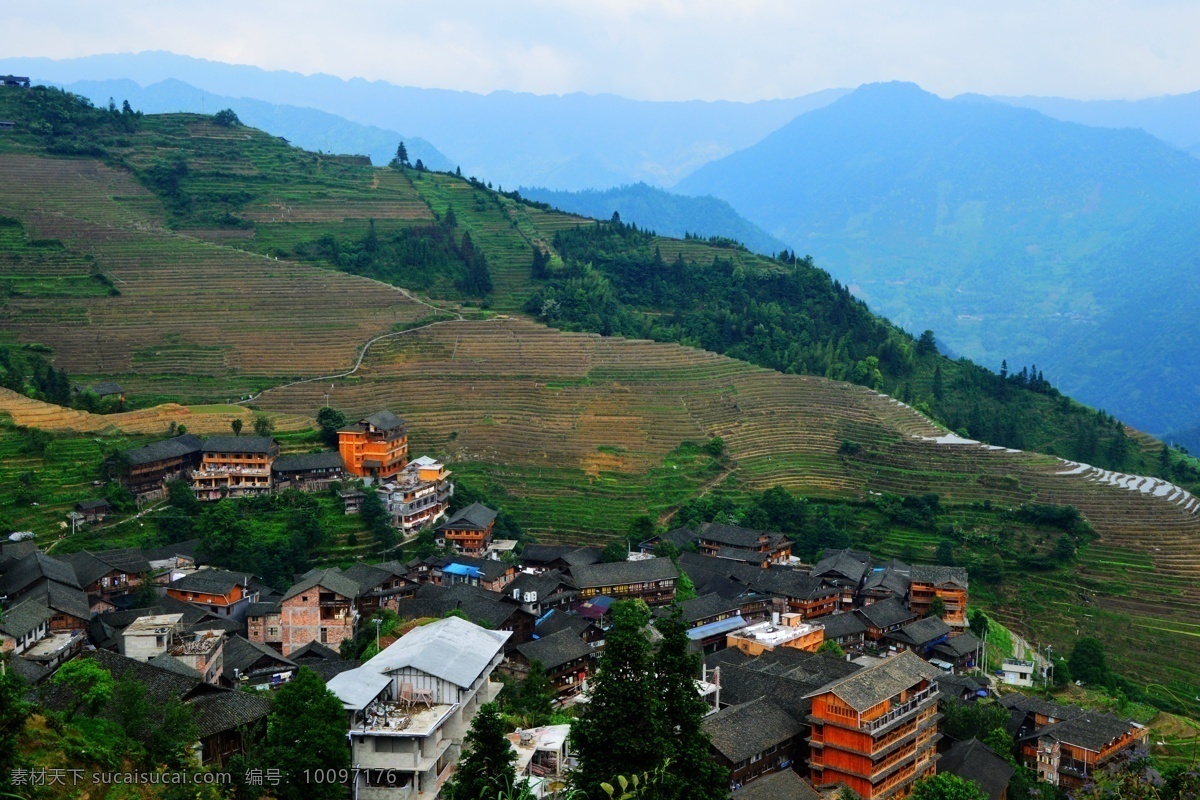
[363,615,509,688]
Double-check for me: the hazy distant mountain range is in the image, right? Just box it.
[4,52,847,190]
[676,82,1200,437]
[519,183,789,255]
[55,77,451,170]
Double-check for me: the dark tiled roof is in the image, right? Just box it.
[812,549,870,584]
[999,693,1079,721]
[1028,712,1139,752]
[75,499,110,512]
[863,564,911,596]
[535,610,593,638]
[246,601,281,617]
[283,569,359,601]
[516,628,594,671]
[60,548,151,586]
[733,769,821,800]
[10,656,52,686]
[888,616,951,647]
[568,558,678,589]
[939,739,1016,800]
[201,435,276,454]
[400,583,527,629]
[820,611,867,639]
[934,632,982,659]
[911,565,970,589]
[122,434,203,466]
[0,597,54,638]
[223,635,296,681]
[713,547,773,565]
[642,527,699,550]
[341,563,396,593]
[675,593,742,624]
[0,540,39,566]
[169,569,255,595]
[89,381,124,396]
[438,502,497,531]
[148,653,203,679]
[306,658,363,683]
[746,569,836,601]
[699,522,780,549]
[508,570,576,600]
[272,451,344,473]
[362,410,406,431]
[854,597,915,630]
[290,641,342,662]
[24,581,91,622]
[703,697,804,763]
[189,689,272,739]
[1,552,82,594]
[142,539,201,564]
[806,650,939,711]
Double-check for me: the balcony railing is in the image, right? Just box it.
[861,685,938,733]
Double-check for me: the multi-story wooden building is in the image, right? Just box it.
[811,549,872,610]
[191,436,279,501]
[271,451,344,492]
[704,697,805,791]
[435,502,497,556]
[61,547,151,600]
[509,628,595,698]
[855,597,917,641]
[119,434,203,498]
[727,613,825,656]
[377,456,454,533]
[338,411,409,480]
[806,651,941,800]
[909,566,969,627]
[697,523,793,567]
[165,569,260,624]
[746,570,840,620]
[568,557,679,606]
[1003,695,1147,790]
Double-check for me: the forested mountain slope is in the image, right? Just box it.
[676,82,1200,439]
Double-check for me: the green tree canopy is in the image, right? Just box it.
[262,666,350,800]
[444,702,517,800]
[1068,637,1110,686]
[51,658,114,720]
[910,773,989,800]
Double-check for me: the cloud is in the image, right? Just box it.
[3,0,1199,100]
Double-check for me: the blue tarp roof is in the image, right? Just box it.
[443,563,482,578]
[686,615,747,640]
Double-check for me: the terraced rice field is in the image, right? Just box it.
[0,388,313,435]
[0,155,431,382]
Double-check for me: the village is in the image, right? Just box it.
[0,408,1152,800]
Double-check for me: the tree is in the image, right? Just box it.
[927,595,947,620]
[131,576,160,607]
[51,658,114,721]
[917,330,939,357]
[252,414,275,438]
[111,674,198,768]
[1068,637,1109,685]
[936,540,956,566]
[414,158,425,171]
[515,661,555,725]
[601,540,629,563]
[910,773,988,800]
[981,728,1016,765]
[392,141,409,167]
[675,570,697,602]
[213,108,241,126]
[0,654,30,794]
[360,488,396,551]
[316,406,346,446]
[933,363,945,401]
[968,609,989,640]
[940,699,1010,743]
[572,600,667,798]
[444,702,517,800]
[818,639,845,657]
[262,667,350,800]
[653,605,729,800]
[230,418,243,436]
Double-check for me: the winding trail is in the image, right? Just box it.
[236,285,498,405]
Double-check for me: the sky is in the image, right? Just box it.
[4,0,1200,101]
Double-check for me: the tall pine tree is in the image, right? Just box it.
[653,606,730,800]
[572,599,667,797]
[444,702,517,800]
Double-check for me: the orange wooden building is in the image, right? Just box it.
[806,651,941,800]
[338,411,409,480]
[909,566,969,627]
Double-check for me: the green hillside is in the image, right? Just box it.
[4,85,1200,710]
